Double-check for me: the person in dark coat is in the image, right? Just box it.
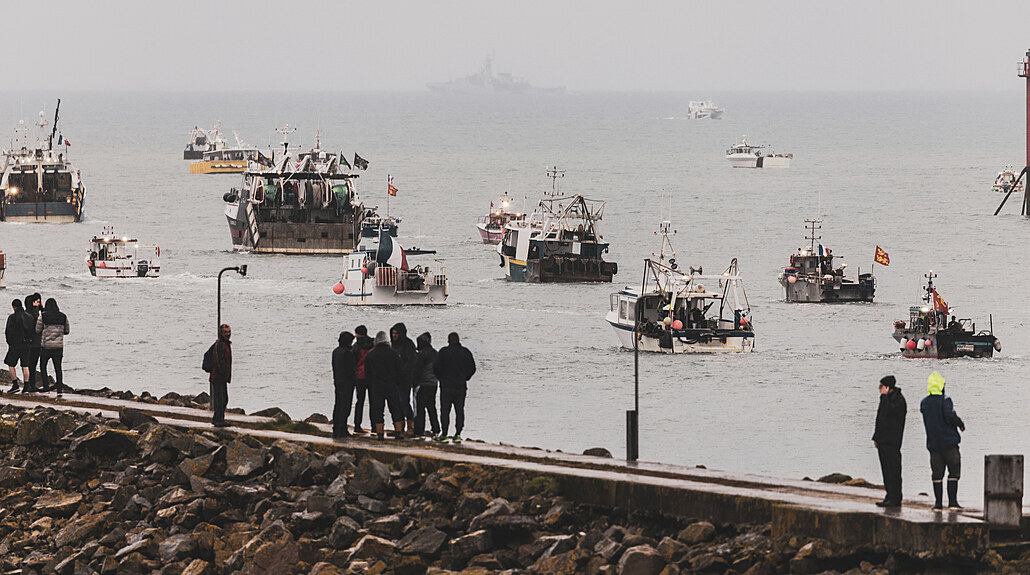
[920,371,965,510]
[364,331,404,439]
[412,332,440,438]
[390,322,418,436]
[433,332,476,443]
[5,299,29,390]
[36,298,69,396]
[332,331,357,438]
[209,324,233,426]
[22,293,43,392]
[351,325,374,434]
[872,375,906,507]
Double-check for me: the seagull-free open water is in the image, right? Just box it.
[2,90,1028,504]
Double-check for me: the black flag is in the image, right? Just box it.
[339,153,351,170]
[353,153,369,170]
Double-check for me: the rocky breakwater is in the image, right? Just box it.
[0,403,1022,574]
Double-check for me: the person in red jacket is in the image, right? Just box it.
[209,324,233,427]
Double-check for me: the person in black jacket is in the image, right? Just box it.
[22,293,42,392]
[390,322,417,437]
[5,299,29,390]
[433,332,476,443]
[412,332,440,438]
[872,375,906,508]
[351,325,374,434]
[364,331,404,439]
[209,324,233,427]
[331,331,357,438]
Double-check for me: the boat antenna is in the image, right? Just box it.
[804,219,822,253]
[48,99,60,152]
[275,124,296,157]
[655,220,677,269]
[546,166,564,198]
[923,270,937,304]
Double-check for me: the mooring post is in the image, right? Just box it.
[984,454,1023,530]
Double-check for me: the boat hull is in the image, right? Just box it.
[476,223,502,244]
[190,160,247,174]
[503,254,616,283]
[89,264,160,278]
[183,150,205,160]
[341,269,448,306]
[225,202,361,255]
[779,276,875,303]
[727,154,791,169]
[607,317,753,353]
[2,201,83,223]
[892,330,999,359]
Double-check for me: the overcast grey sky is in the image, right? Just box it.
[9,0,1030,92]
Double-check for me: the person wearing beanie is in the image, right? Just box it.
[390,322,418,437]
[364,330,405,439]
[920,371,965,510]
[331,331,356,438]
[351,325,374,434]
[5,299,30,391]
[872,375,906,507]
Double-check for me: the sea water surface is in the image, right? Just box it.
[1,91,1027,505]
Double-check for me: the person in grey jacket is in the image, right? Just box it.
[36,298,69,396]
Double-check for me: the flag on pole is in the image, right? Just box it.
[932,289,948,314]
[873,246,890,266]
[353,153,369,170]
[339,153,351,170]
[388,174,397,196]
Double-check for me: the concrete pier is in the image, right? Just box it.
[0,391,995,559]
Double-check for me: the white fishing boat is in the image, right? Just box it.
[688,100,723,119]
[86,226,161,278]
[606,221,754,353]
[726,135,792,168]
[183,124,225,160]
[334,228,447,306]
[475,193,524,244]
[991,165,1024,193]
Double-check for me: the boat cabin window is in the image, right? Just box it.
[619,299,629,320]
[610,294,618,312]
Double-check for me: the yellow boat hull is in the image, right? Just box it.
[189,161,247,174]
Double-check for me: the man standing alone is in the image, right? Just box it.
[920,371,965,510]
[433,332,476,444]
[209,324,233,427]
[872,375,906,508]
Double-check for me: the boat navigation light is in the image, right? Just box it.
[8,187,16,195]
[920,307,930,312]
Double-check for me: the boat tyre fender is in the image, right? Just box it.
[993,338,1002,352]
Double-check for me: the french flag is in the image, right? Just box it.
[375,230,408,271]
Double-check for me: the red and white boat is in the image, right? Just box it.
[86,226,161,278]
[475,193,523,244]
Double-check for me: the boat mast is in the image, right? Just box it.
[922,271,936,304]
[546,166,564,198]
[48,99,60,152]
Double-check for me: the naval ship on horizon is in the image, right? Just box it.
[427,58,565,95]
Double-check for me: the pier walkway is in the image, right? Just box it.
[0,391,1002,559]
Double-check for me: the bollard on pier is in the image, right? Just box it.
[984,454,1023,530]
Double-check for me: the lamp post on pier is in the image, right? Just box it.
[217,265,248,332]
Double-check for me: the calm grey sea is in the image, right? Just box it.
[1,91,1027,504]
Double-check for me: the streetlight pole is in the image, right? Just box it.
[217,265,248,333]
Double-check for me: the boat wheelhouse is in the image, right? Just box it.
[0,101,85,223]
[476,193,524,244]
[726,135,792,168]
[778,220,875,303]
[335,228,447,305]
[223,131,365,254]
[86,226,160,278]
[183,125,224,160]
[606,222,753,353]
[891,271,1000,359]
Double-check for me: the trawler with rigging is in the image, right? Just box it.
[222,127,366,254]
[892,271,1000,359]
[0,100,85,222]
[778,219,875,302]
[606,221,754,353]
[498,167,616,282]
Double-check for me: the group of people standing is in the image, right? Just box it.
[873,371,966,510]
[332,323,476,443]
[4,294,70,395]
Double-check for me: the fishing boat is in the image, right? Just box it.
[189,132,270,174]
[606,221,754,353]
[725,135,792,168]
[223,129,366,254]
[333,228,447,305]
[892,272,1000,359]
[778,220,875,303]
[86,226,160,278]
[475,193,524,244]
[183,125,224,160]
[498,167,616,282]
[688,100,723,119]
[0,250,6,288]
[0,100,85,222]
[991,165,1024,193]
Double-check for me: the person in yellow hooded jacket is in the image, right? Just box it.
[919,371,965,510]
